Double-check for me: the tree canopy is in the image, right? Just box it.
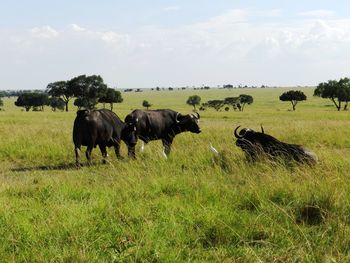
[239,94,253,111]
[142,100,152,110]
[98,88,123,110]
[49,97,66,112]
[46,81,72,112]
[314,78,350,111]
[224,97,241,111]
[203,95,253,112]
[68,75,109,110]
[279,90,307,111]
[186,95,201,110]
[14,92,49,111]
[204,100,225,111]
[74,97,90,110]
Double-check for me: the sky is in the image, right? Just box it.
[1,0,350,90]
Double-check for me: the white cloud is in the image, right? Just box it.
[69,24,86,32]
[2,9,350,90]
[30,26,59,38]
[298,9,335,18]
[163,6,180,12]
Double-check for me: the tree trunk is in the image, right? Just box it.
[110,103,113,111]
[344,102,348,111]
[331,98,341,111]
[65,102,69,112]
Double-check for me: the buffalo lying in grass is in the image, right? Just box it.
[234,126,317,165]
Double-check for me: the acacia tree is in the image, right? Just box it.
[314,78,350,111]
[239,94,253,111]
[98,88,123,110]
[205,100,225,111]
[338,77,350,110]
[224,97,241,111]
[73,97,89,110]
[49,97,66,111]
[142,100,151,110]
[14,92,49,111]
[46,81,73,112]
[279,90,307,111]
[186,95,201,110]
[68,75,108,110]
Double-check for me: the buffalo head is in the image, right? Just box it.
[122,119,138,148]
[176,112,201,133]
[234,125,264,151]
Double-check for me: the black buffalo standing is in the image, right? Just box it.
[73,109,137,167]
[124,109,201,158]
[234,126,317,164]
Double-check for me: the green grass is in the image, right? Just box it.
[1,88,350,262]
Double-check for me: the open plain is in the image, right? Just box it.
[1,87,350,262]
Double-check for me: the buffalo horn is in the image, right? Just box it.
[195,111,200,119]
[261,124,264,134]
[234,126,243,138]
[175,112,181,123]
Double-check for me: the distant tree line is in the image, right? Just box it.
[13,75,123,112]
[6,76,350,112]
[0,90,27,98]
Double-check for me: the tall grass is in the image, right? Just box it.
[1,88,350,262]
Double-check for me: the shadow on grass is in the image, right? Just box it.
[11,163,79,172]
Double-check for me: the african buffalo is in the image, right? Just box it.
[234,126,317,164]
[73,109,137,167]
[124,109,201,158]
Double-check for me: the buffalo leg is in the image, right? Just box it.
[85,144,93,165]
[162,139,172,156]
[99,144,108,164]
[75,146,81,168]
[128,145,136,159]
[114,142,123,159]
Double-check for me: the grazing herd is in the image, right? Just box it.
[73,108,317,167]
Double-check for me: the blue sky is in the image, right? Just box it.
[1,1,350,89]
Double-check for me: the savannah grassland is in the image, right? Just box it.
[0,87,350,262]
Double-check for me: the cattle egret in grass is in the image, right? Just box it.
[209,143,219,155]
[140,142,145,152]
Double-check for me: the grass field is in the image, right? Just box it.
[1,87,350,262]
